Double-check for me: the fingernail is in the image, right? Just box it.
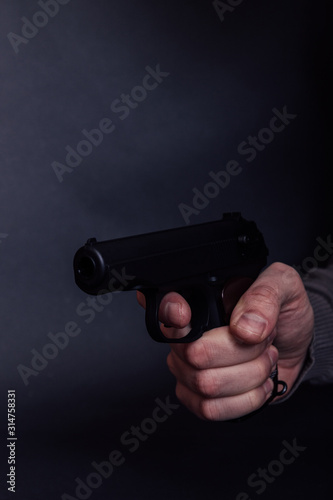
[165,302,181,320]
[235,313,267,338]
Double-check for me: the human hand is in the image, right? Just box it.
[137,263,314,420]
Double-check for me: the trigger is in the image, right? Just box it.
[143,287,210,343]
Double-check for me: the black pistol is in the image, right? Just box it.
[73,212,288,407]
[73,212,269,343]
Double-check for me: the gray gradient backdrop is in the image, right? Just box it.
[0,1,332,499]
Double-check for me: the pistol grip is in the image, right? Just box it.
[143,284,288,418]
[143,277,258,343]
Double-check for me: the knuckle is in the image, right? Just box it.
[247,283,280,308]
[269,262,304,292]
[270,261,298,280]
[182,339,211,369]
[245,390,261,413]
[192,370,221,398]
[254,355,272,384]
[269,261,293,275]
[245,385,267,412]
[198,398,220,421]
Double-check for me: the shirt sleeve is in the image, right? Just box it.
[302,260,333,384]
[277,260,333,401]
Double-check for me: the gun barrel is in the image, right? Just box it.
[73,213,268,295]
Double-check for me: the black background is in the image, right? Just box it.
[0,1,332,498]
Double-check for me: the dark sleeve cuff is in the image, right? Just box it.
[273,264,333,403]
[302,288,333,384]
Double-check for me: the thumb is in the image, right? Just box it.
[229,263,293,344]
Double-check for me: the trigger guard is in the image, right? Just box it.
[143,288,210,343]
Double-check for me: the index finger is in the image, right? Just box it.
[169,326,274,370]
[136,290,192,340]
